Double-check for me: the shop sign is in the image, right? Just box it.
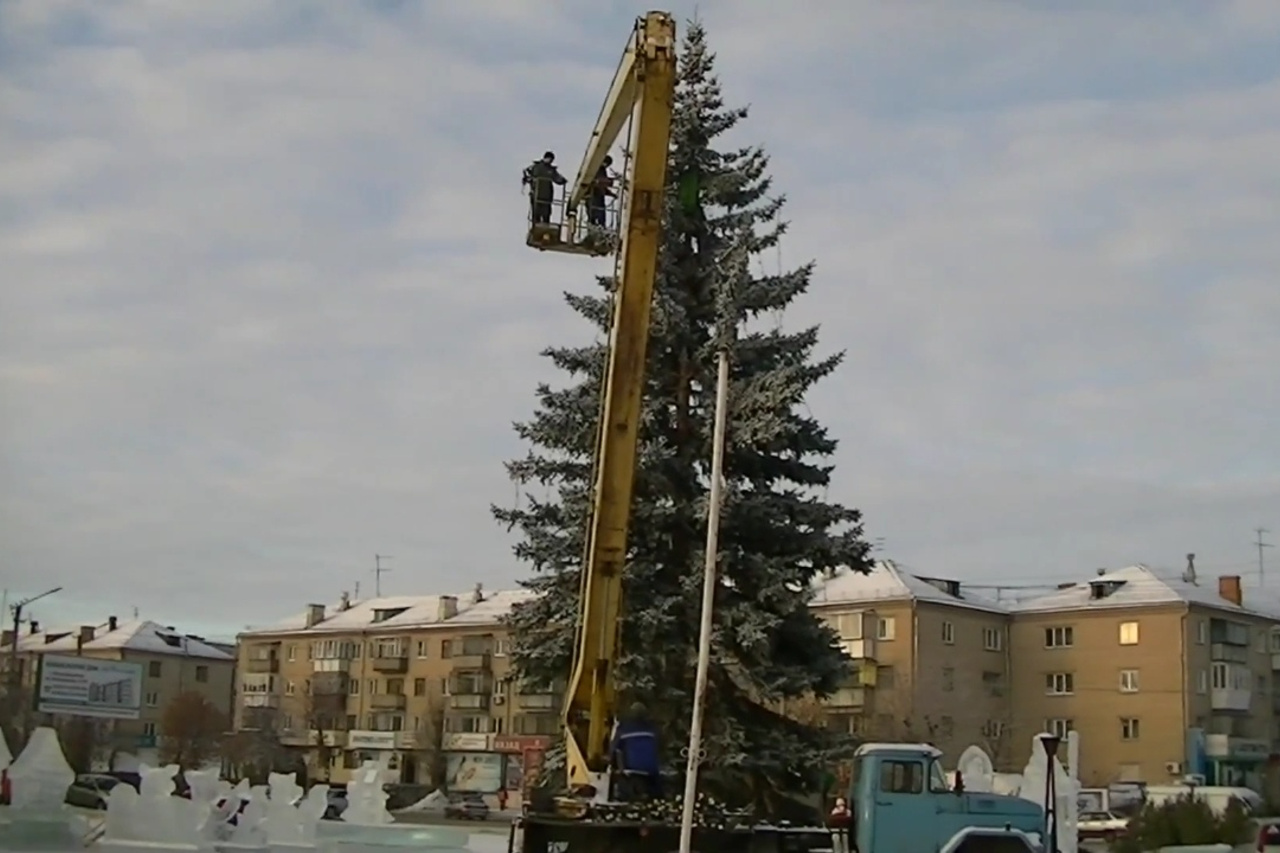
[1205,734,1269,761]
[347,730,397,750]
[445,751,503,793]
[492,735,551,754]
[442,733,491,751]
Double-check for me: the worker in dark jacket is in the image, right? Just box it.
[586,155,615,228]
[612,701,662,799]
[523,151,567,225]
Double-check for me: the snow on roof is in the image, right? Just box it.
[811,560,1006,614]
[1009,565,1278,618]
[3,620,233,660]
[241,587,538,637]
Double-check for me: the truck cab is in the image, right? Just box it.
[851,743,1044,853]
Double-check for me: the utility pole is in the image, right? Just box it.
[5,586,62,742]
[1257,528,1274,585]
[373,554,394,597]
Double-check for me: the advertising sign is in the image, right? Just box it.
[37,654,143,720]
[445,751,504,793]
[348,731,397,750]
[442,733,490,751]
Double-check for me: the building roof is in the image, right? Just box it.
[1009,564,1277,618]
[3,619,234,661]
[240,586,537,638]
[810,560,1006,614]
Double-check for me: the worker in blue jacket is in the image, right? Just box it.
[612,701,662,799]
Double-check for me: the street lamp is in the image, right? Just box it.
[6,586,62,699]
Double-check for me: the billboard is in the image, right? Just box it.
[37,654,143,720]
[445,751,504,793]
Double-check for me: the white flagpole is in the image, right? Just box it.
[678,342,732,853]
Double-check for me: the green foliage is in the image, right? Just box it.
[1113,794,1254,853]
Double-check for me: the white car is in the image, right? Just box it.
[1077,810,1129,841]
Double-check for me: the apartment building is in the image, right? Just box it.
[810,561,1014,766]
[1,617,236,765]
[235,584,557,787]
[1009,565,1280,789]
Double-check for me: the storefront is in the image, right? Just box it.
[1202,733,1268,789]
[443,733,503,793]
[492,735,551,795]
[347,730,415,784]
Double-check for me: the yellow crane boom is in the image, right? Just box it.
[524,10,677,794]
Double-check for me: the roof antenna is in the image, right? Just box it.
[1183,553,1197,585]
[133,605,139,619]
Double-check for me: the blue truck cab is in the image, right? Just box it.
[850,742,1045,853]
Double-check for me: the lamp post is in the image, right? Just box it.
[5,586,63,743]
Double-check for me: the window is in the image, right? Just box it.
[1118,622,1139,645]
[1121,718,1140,741]
[413,678,427,697]
[443,715,492,734]
[287,644,296,661]
[195,665,208,683]
[1197,620,1208,645]
[148,661,162,678]
[346,714,357,730]
[495,637,511,656]
[142,722,156,737]
[1270,630,1280,654]
[441,640,452,658]
[416,640,428,658]
[941,621,955,645]
[348,679,359,695]
[983,627,1003,651]
[981,720,1006,739]
[1045,672,1074,695]
[386,678,405,695]
[941,667,954,692]
[1044,626,1074,648]
[878,760,924,794]
[1045,718,1074,738]
[1119,669,1139,693]
[367,679,377,695]
[285,680,295,695]
[877,617,896,641]
[836,613,865,639]
[145,692,159,707]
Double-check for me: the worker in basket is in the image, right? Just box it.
[586,155,616,228]
[522,151,567,225]
[612,701,662,800]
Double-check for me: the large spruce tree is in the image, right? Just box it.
[495,21,873,805]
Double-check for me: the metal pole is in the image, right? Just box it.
[678,345,731,853]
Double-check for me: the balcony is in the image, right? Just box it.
[450,653,492,670]
[371,655,408,674]
[245,657,279,674]
[241,694,280,708]
[278,729,347,748]
[310,693,347,715]
[449,675,494,695]
[240,706,281,731]
[838,638,877,661]
[450,694,490,711]
[1212,643,1249,664]
[312,658,351,673]
[1211,688,1252,712]
[311,673,349,696]
[517,694,559,711]
[828,687,867,708]
[369,693,407,710]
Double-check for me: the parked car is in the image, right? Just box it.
[1255,817,1280,852]
[65,774,123,810]
[1077,810,1129,842]
[443,791,489,821]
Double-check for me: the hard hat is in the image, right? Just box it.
[543,151,555,162]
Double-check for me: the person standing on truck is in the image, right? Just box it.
[523,151,567,225]
[586,155,615,228]
[612,701,662,800]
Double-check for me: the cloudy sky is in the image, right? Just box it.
[3,0,1279,638]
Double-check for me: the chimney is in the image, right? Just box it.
[1096,568,1107,576]
[438,595,459,621]
[305,604,326,628]
[1056,582,1074,590]
[79,625,95,645]
[108,616,118,631]
[1183,554,1197,585]
[472,583,485,604]
[1218,575,1243,607]
[29,620,39,635]
[1,629,13,648]
[339,591,352,612]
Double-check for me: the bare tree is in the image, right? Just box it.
[979,717,1015,771]
[159,691,227,770]
[412,698,446,788]
[56,716,112,774]
[224,707,294,784]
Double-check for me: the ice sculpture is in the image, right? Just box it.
[0,726,11,771]
[263,771,327,849]
[225,783,269,847]
[183,768,224,839]
[1018,734,1079,853]
[340,762,393,825]
[99,762,205,852]
[956,745,995,793]
[2,726,79,850]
